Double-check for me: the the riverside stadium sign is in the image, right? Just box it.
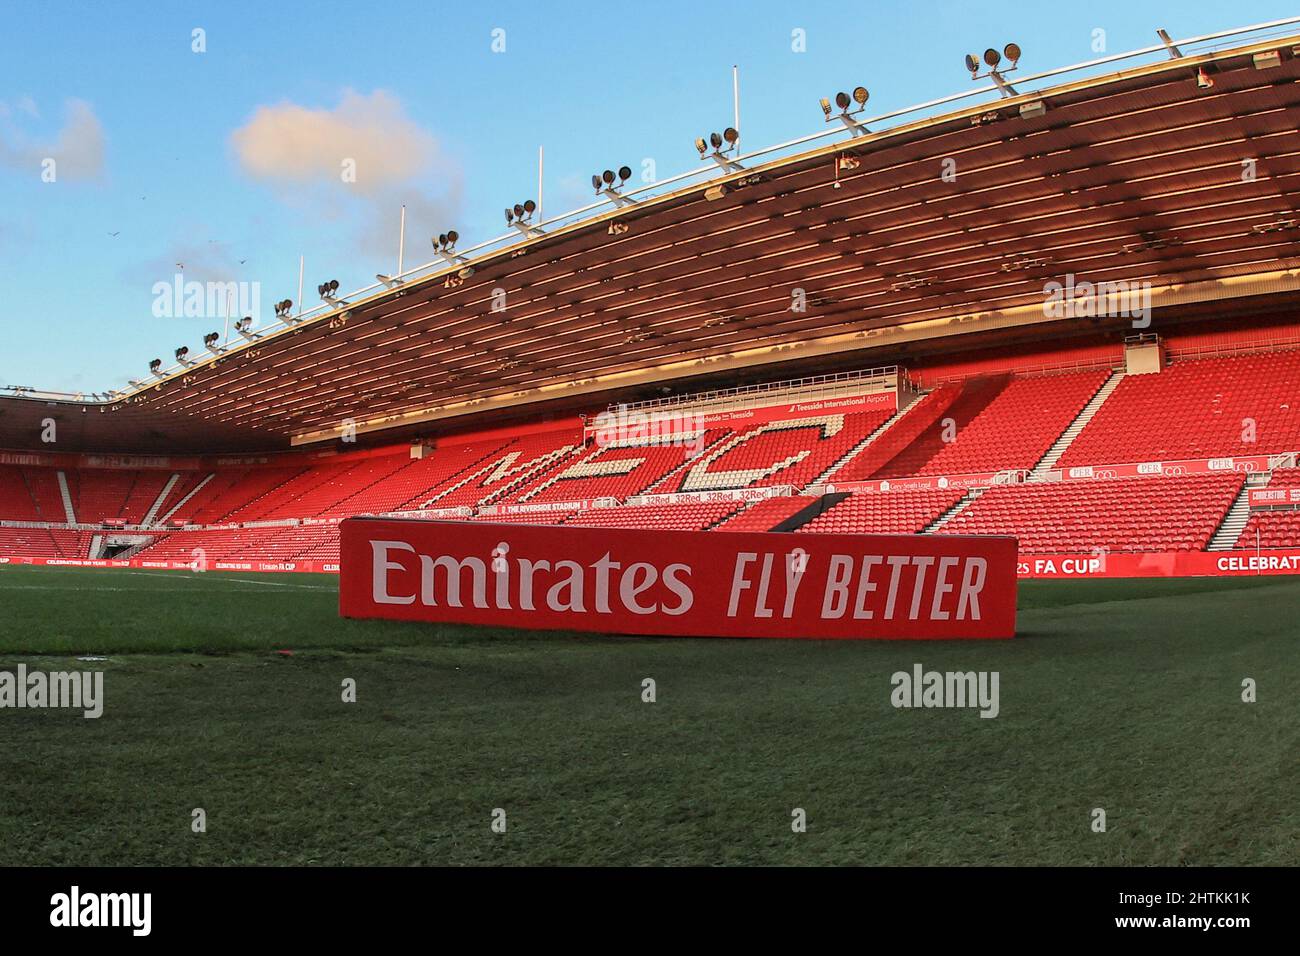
[338,518,1018,639]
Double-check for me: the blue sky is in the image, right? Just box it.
[2,0,1296,392]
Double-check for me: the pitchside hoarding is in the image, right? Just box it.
[338,518,1018,639]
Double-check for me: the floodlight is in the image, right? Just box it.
[446,230,458,244]
[820,85,870,135]
[174,346,189,362]
[592,165,639,206]
[696,129,744,168]
[966,42,1023,96]
[505,198,544,234]
[203,332,220,348]
[234,316,259,340]
[149,358,162,374]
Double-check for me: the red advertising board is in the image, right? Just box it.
[1057,455,1275,481]
[1017,550,1300,577]
[0,556,339,573]
[337,517,1018,639]
[1248,488,1300,507]
[827,472,1004,494]
[693,391,897,428]
[6,545,1299,582]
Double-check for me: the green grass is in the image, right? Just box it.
[0,564,1294,865]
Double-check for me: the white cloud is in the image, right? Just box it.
[230,89,463,267]
[0,98,105,180]
[231,89,444,195]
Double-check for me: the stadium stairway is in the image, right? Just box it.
[819,378,989,483]
[1029,370,1125,478]
[923,488,986,533]
[156,473,216,525]
[141,474,181,526]
[1208,472,1271,550]
[809,394,921,486]
[1057,348,1300,467]
[57,472,77,523]
[874,374,1011,477]
[770,493,848,532]
[713,493,841,532]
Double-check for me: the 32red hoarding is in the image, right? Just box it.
[338,518,1018,639]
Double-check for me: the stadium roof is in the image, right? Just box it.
[8,22,1300,454]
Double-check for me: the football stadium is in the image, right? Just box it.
[1,4,1296,896]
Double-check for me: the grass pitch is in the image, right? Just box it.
[0,564,1294,866]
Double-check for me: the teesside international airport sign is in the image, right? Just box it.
[339,518,1018,639]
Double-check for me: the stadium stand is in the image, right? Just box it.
[1057,349,1300,467]
[647,411,894,494]
[3,342,1299,567]
[1238,511,1300,550]
[1236,466,1300,549]
[868,375,1012,477]
[22,468,68,522]
[321,445,501,516]
[0,527,90,559]
[915,370,1110,475]
[0,467,42,521]
[937,472,1244,553]
[714,495,822,532]
[417,430,581,507]
[177,467,307,524]
[517,430,730,503]
[797,488,968,535]
[822,385,965,482]
[134,524,339,564]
